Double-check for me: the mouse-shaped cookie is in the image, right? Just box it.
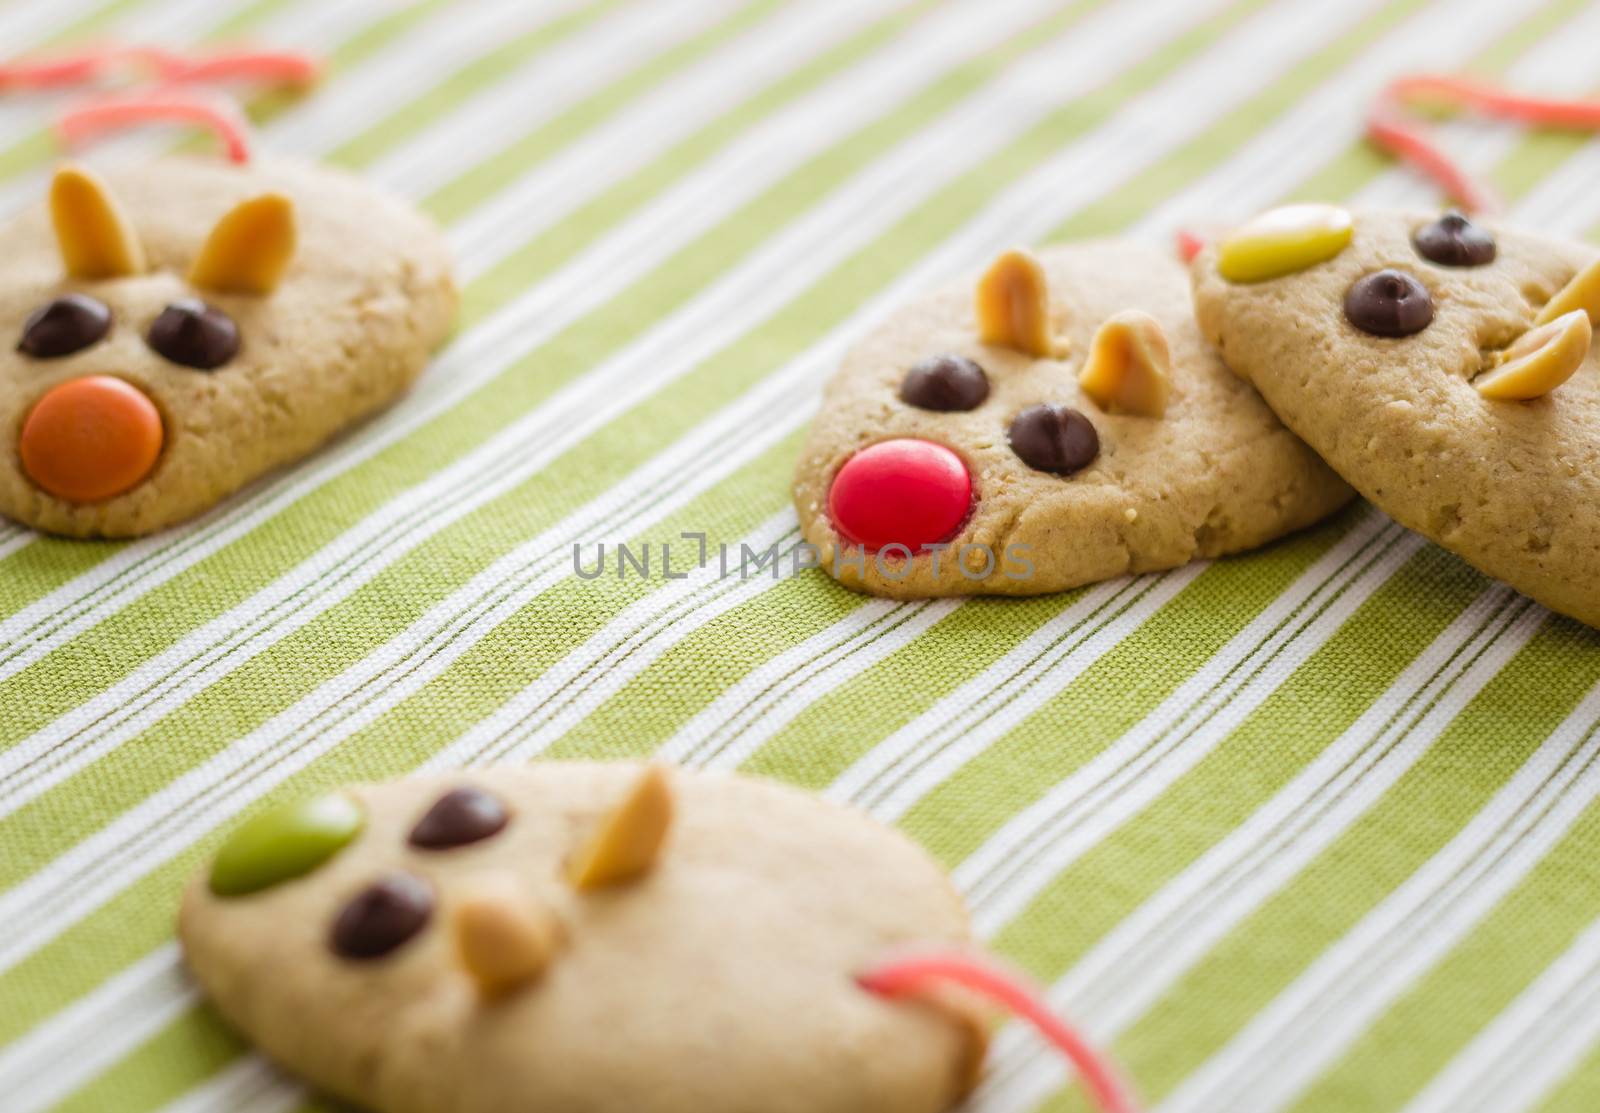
[793,241,1352,598]
[1191,204,1600,628]
[181,763,995,1113]
[0,158,454,538]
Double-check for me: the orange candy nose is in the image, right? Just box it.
[19,375,163,503]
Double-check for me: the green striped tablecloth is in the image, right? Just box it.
[3,0,1600,1110]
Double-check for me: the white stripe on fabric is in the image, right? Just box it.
[974,588,1544,1111]
[158,1055,301,1113]
[826,567,1198,810]
[440,0,901,274]
[952,517,1418,925]
[360,0,751,198]
[661,597,959,768]
[0,948,199,1113]
[1157,678,1600,1113]
[1402,911,1600,1113]
[418,516,808,771]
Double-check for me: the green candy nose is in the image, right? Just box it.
[209,793,365,897]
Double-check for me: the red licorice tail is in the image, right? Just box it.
[1175,228,1208,263]
[0,46,126,89]
[0,45,320,92]
[57,91,253,163]
[857,950,1141,1113]
[1369,75,1600,213]
[1388,73,1600,129]
[1366,96,1499,214]
[142,47,322,86]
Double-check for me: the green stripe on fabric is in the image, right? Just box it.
[327,0,638,168]
[1050,619,1600,1113]
[743,509,1351,802]
[995,539,1485,980]
[48,1007,246,1113]
[428,0,934,225]
[230,0,460,130]
[1539,1042,1600,1113]
[424,0,943,229]
[904,510,1385,868]
[1290,765,1600,1112]
[742,590,1097,791]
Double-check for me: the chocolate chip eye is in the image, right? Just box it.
[408,787,509,850]
[331,872,434,960]
[1008,403,1099,476]
[1413,211,1496,267]
[146,298,239,370]
[900,354,990,411]
[18,294,111,358]
[1344,269,1434,338]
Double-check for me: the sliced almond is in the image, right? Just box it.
[189,193,297,295]
[1535,257,1600,327]
[1474,309,1592,401]
[454,879,562,998]
[50,164,145,279]
[567,764,674,889]
[974,248,1060,357]
[1078,309,1172,417]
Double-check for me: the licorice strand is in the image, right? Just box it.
[57,91,253,163]
[858,950,1140,1113]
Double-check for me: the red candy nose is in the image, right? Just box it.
[828,439,971,552]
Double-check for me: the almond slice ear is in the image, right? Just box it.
[50,164,146,279]
[1474,309,1591,401]
[454,879,562,998]
[1535,257,1600,327]
[189,192,296,294]
[567,764,674,890]
[1078,310,1172,417]
[975,248,1060,357]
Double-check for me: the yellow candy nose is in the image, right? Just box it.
[1217,203,1354,284]
[1473,309,1592,401]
